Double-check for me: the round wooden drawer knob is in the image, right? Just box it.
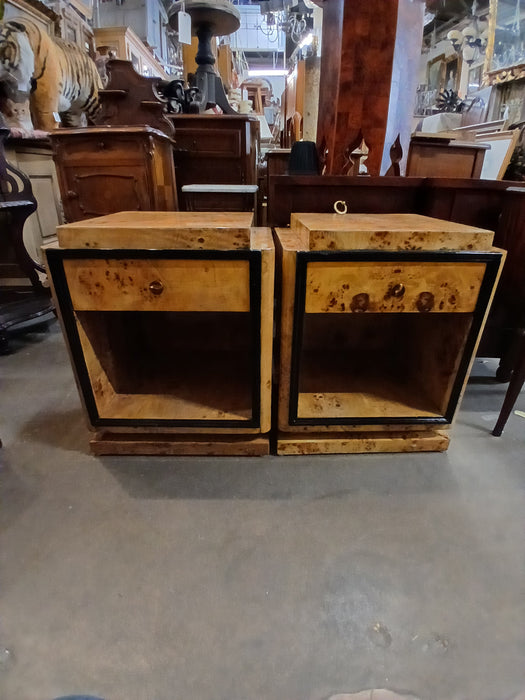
[351,292,370,313]
[149,280,164,296]
[417,291,435,312]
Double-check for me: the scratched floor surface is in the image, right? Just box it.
[1,323,524,700]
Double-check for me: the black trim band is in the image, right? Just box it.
[47,248,262,429]
[288,249,503,426]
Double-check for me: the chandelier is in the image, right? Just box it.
[254,0,315,45]
[446,1,489,65]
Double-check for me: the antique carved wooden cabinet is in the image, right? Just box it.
[45,212,274,455]
[49,126,178,222]
[275,213,505,454]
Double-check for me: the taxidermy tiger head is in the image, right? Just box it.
[0,21,34,93]
[0,22,35,132]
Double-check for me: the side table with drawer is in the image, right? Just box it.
[275,213,505,454]
[45,211,274,455]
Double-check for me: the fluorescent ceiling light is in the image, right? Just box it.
[248,69,289,76]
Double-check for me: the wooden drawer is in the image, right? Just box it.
[304,261,487,313]
[55,136,148,166]
[174,128,242,157]
[63,257,251,312]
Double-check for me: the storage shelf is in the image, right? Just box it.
[294,313,474,421]
[297,351,441,419]
[98,350,253,421]
[77,310,255,422]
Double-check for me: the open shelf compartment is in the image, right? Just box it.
[46,244,272,431]
[293,312,473,423]
[283,248,503,430]
[76,310,257,424]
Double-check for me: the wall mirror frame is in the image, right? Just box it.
[487,0,525,83]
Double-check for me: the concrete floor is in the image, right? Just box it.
[0,321,524,700]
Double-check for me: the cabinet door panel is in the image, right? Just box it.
[63,168,151,219]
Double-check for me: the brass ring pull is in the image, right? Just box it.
[334,200,348,215]
[149,280,164,296]
[391,283,405,298]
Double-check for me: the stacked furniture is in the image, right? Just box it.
[167,114,260,216]
[406,135,489,177]
[267,175,525,395]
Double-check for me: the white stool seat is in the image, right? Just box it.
[181,184,259,223]
[181,184,258,193]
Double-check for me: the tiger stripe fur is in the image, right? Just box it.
[0,18,101,131]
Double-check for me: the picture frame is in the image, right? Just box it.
[444,54,461,93]
[426,54,462,98]
[489,0,525,72]
[475,130,520,179]
[427,54,445,93]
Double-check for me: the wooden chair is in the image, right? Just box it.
[0,126,55,353]
[492,330,525,436]
[490,186,525,435]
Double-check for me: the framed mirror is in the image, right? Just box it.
[489,0,525,71]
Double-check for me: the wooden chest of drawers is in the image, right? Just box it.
[167,115,259,210]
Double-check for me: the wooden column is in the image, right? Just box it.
[316,0,424,176]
